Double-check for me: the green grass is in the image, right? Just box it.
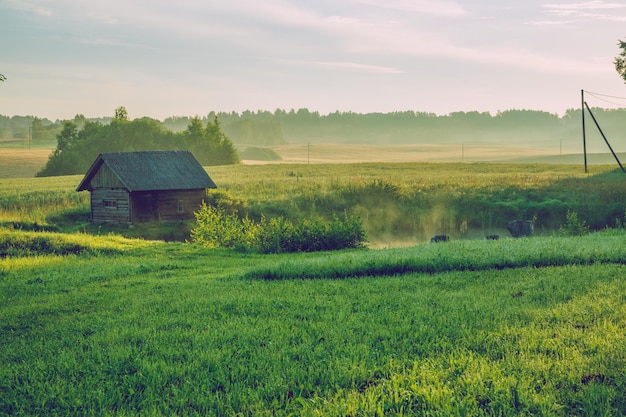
[2,230,626,416]
[2,162,626,415]
[0,163,623,242]
[242,231,626,280]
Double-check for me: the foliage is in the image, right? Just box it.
[191,202,366,253]
[5,105,626,154]
[255,214,367,253]
[114,106,128,121]
[203,189,246,215]
[190,202,258,250]
[239,146,283,161]
[222,118,286,145]
[35,112,240,177]
[560,210,589,236]
[615,38,626,83]
[200,107,626,152]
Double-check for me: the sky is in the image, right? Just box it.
[1,0,626,121]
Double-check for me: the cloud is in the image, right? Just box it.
[351,0,469,17]
[4,0,53,16]
[307,61,406,74]
[542,0,626,21]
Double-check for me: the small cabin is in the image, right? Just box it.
[76,150,217,224]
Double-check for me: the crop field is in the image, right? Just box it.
[0,148,54,179]
[2,161,626,415]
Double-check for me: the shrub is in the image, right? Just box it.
[560,210,589,236]
[256,214,366,253]
[191,202,258,249]
[256,216,296,253]
[204,189,246,215]
[192,203,366,253]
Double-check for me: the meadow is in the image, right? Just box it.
[2,159,626,415]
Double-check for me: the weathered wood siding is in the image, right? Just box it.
[88,164,125,189]
[91,189,131,223]
[130,189,206,223]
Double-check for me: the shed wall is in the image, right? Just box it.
[130,189,206,223]
[91,189,131,223]
[89,164,125,189]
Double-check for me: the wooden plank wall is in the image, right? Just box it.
[90,164,125,189]
[131,190,206,222]
[91,189,131,223]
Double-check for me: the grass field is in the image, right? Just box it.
[0,148,53,179]
[2,157,626,415]
[0,142,613,180]
[2,230,626,415]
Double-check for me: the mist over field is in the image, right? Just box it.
[3,107,626,168]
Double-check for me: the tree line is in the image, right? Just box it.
[36,107,240,177]
[3,106,626,160]
[207,108,626,153]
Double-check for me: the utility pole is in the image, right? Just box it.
[584,101,625,173]
[581,90,588,173]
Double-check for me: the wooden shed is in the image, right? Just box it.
[76,150,217,224]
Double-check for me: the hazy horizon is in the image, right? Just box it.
[2,0,626,121]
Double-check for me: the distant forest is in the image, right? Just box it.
[2,107,625,154]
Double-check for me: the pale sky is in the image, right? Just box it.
[2,0,626,121]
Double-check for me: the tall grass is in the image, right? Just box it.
[1,163,623,242]
[0,176,88,223]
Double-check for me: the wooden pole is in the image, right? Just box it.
[582,90,588,173]
[584,101,626,173]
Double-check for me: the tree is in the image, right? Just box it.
[31,117,45,141]
[114,106,128,122]
[615,38,626,83]
[37,109,240,177]
[54,121,78,153]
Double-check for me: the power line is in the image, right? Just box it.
[584,90,626,107]
[584,90,626,100]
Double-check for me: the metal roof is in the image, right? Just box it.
[76,150,217,192]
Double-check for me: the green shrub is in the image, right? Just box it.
[256,216,296,253]
[191,202,258,249]
[560,210,589,236]
[203,189,246,215]
[256,214,366,253]
[192,203,366,253]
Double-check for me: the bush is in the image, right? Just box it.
[192,203,367,253]
[191,202,258,249]
[204,189,246,215]
[560,210,589,236]
[256,214,366,253]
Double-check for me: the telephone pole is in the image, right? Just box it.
[581,90,587,173]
